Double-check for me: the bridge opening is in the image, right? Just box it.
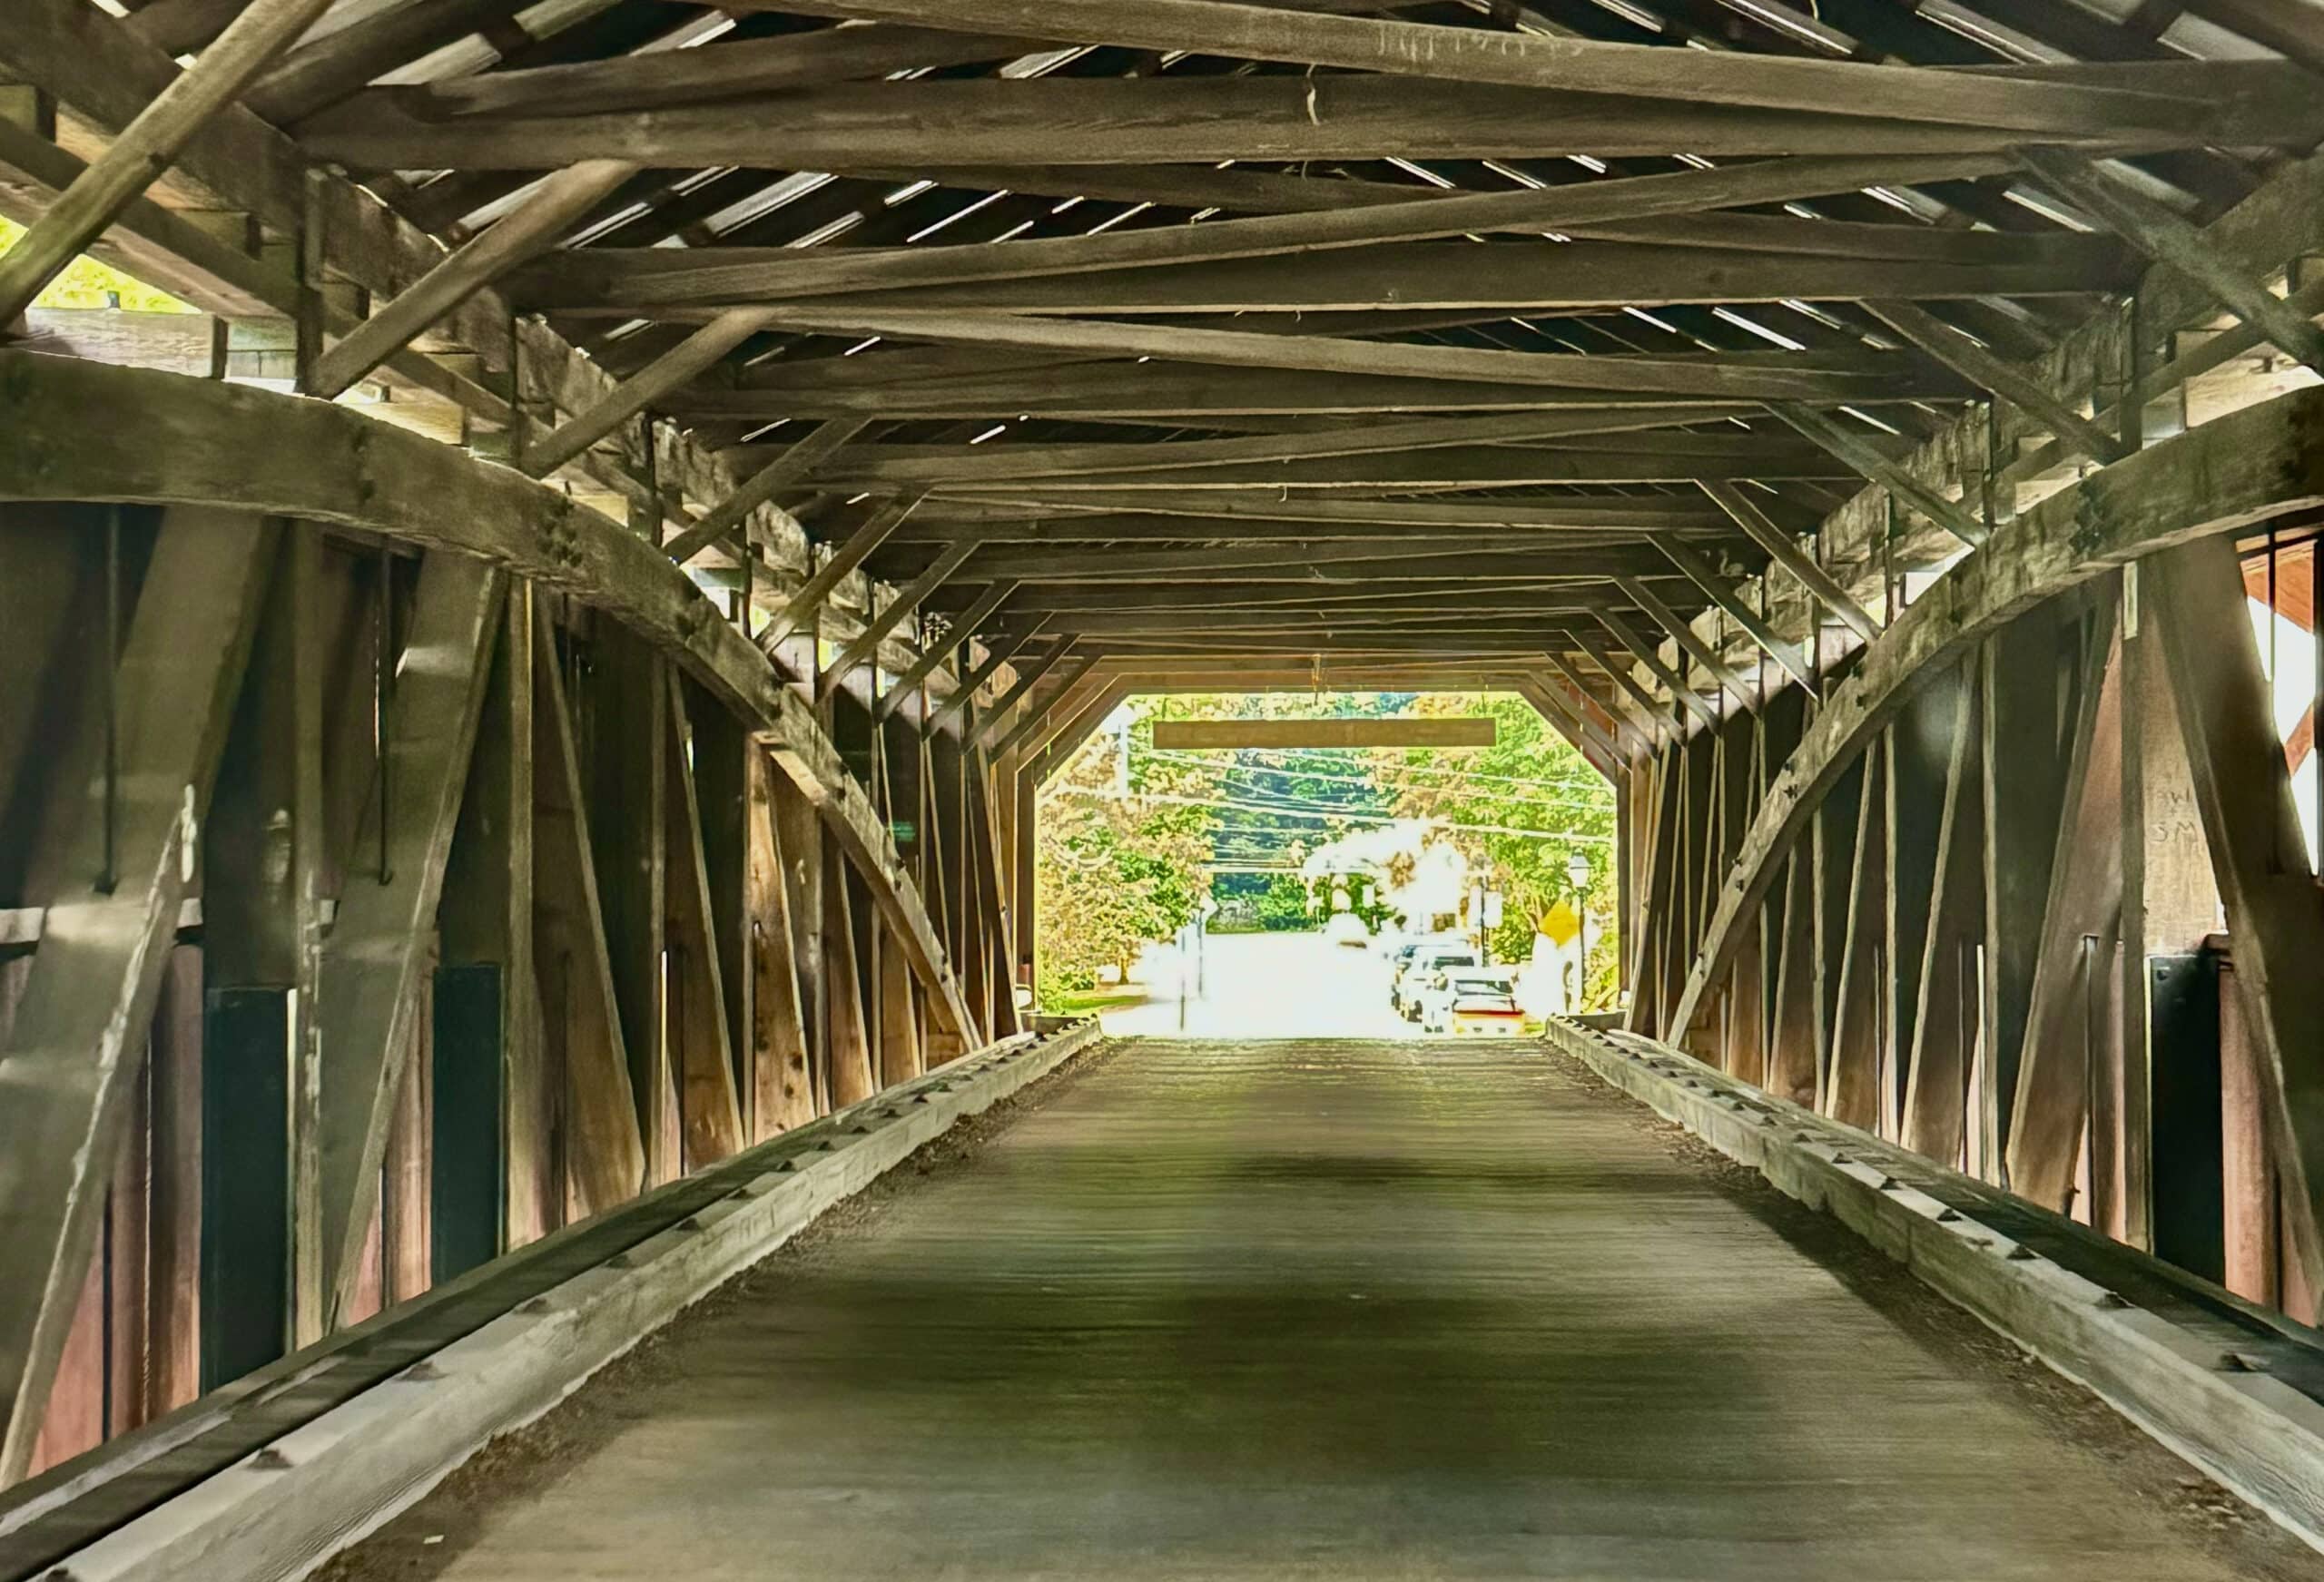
[1027,690,1618,1038]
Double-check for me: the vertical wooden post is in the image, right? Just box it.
[584,624,670,1185]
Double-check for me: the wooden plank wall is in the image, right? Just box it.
[0,503,1017,1484]
[1644,536,2324,1328]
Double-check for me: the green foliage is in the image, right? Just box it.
[1254,872,1315,931]
[1366,693,1620,1005]
[1031,689,1621,1011]
[1034,705,1222,1007]
[0,218,194,314]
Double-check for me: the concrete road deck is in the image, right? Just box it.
[338,1040,2306,1581]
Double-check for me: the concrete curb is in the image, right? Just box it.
[1545,1017,2324,1557]
[51,1023,1105,1582]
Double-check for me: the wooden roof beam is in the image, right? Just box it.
[715,0,2221,133]
[0,0,336,329]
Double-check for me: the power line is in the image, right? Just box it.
[1142,752,1612,814]
[1140,746,1608,797]
[1050,784,1614,844]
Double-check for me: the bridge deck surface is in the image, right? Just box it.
[335,1039,2301,1580]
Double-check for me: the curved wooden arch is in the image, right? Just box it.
[0,351,977,1037]
[1669,385,2324,1034]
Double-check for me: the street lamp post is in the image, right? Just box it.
[1566,851,1592,1012]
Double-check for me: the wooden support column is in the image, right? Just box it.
[773,767,830,1114]
[2005,611,2123,1214]
[1978,607,2083,1185]
[198,527,325,1367]
[2147,533,2324,1301]
[1901,674,1985,1170]
[1886,664,1965,1139]
[1810,755,1866,1113]
[746,748,815,1134]
[2119,565,2219,1257]
[825,854,876,1107]
[530,619,646,1219]
[582,623,672,1185]
[314,554,504,1321]
[1766,849,1818,1106]
[1824,750,1886,1131]
[665,671,747,1167]
[0,508,275,1482]
[436,584,540,1263]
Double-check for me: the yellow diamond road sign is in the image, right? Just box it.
[1539,900,1581,948]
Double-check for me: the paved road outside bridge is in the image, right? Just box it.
[1102,928,1438,1038]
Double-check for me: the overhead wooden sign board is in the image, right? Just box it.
[1152,719,1497,750]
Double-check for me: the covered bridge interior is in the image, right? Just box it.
[5,0,2324,1575]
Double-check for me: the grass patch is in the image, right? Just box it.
[1045,986,1149,1016]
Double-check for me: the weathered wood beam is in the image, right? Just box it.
[1766,401,1987,548]
[735,308,1932,403]
[308,160,636,402]
[0,352,983,1087]
[876,579,1016,722]
[930,619,1050,729]
[2018,147,2324,378]
[523,304,765,480]
[0,508,276,1482]
[482,153,2024,310]
[1699,480,1879,644]
[744,749,814,1134]
[664,668,748,1167]
[1616,575,1758,709]
[351,24,1039,121]
[1514,673,1623,771]
[1596,608,1722,731]
[315,555,506,1320]
[920,491,1724,532]
[806,407,1748,485]
[662,418,868,568]
[678,366,1915,423]
[2004,612,2124,1212]
[820,440,1850,494]
[1669,386,2324,1038]
[0,0,334,328]
[757,498,919,656]
[2147,533,2324,1300]
[536,0,2219,133]
[964,639,1082,752]
[299,81,2168,171]
[985,649,1104,761]
[521,241,2119,316]
[1653,538,1815,690]
[818,539,980,697]
[529,615,646,1214]
[1862,299,2130,466]
[246,0,533,125]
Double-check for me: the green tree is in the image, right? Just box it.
[1367,693,1620,1004]
[1033,702,1221,1005]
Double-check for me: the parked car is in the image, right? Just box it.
[1420,969,1524,1036]
[1394,942,1479,1019]
[1324,911,1371,948]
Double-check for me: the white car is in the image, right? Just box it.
[1419,969,1524,1035]
[1324,911,1370,947]
[1393,943,1478,1019]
